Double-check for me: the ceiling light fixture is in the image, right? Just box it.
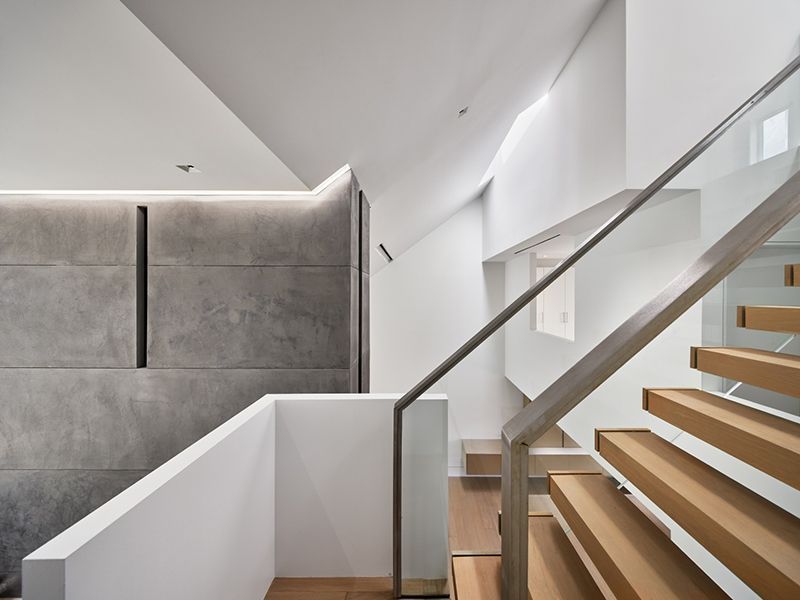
[376,243,393,263]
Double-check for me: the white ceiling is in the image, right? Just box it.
[0,0,305,191]
[120,0,606,268]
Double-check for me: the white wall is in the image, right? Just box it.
[23,396,278,600]
[370,199,522,467]
[504,192,704,452]
[23,393,448,598]
[0,0,305,191]
[625,0,800,188]
[482,0,627,260]
[275,394,448,581]
[482,0,800,261]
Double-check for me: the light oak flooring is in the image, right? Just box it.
[266,577,448,599]
[265,577,393,599]
[448,476,552,553]
[448,476,617,600]
[266,476,627,600]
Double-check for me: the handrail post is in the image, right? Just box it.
[392,406,403,598]
[501,434,529,600]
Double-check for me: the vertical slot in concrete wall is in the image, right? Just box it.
[136,206,147,369]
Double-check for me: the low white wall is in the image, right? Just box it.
[22,393,448,599]
[275,394,448,580]
[23,396,277,600]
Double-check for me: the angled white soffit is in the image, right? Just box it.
[120,0,606,270]
[0,0,306,192]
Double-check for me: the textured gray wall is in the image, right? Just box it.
[0,171,368,596]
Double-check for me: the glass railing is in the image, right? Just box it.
[703,216,800,412]
[394,55,800,598]
[399,398,449,597]
[497,59,800,597]
[598,214,800,598]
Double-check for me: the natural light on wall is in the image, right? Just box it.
[762,109,789,161]
[480,93,549,186]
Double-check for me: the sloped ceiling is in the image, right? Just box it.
[0,0,305,191]
[120,0,605,268]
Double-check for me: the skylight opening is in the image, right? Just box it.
[480,93,548,186]
[500,94,549,162]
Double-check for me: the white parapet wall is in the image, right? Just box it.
[22,396,278,600]
[275,394,448,580]
[22,393,447,600]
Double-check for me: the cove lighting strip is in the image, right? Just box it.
[0,164,351,199]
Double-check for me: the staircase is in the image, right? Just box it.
[450,265,800,599]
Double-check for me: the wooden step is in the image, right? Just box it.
[690,346,800,398]
[452,555,501,600]
[644,388,800,489]
[548,472,726,599]
[527,513,604,599]
[597,429,800,599]
[785,264,800,286]
[452,514,604,600]
[462,439,599,476]
[463,439,535,475]
[737,305,800,333]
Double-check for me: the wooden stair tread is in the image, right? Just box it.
[644,388,800,489]
[786,264,800,287]
[597,430,800,599]
[462,438,597,476]
[462,439,589,454]
[449,477,502,554]
[463,427,568,451]
[737,305,800,333]
[452,514,603,600]
[548,473,725,599]
[528,514,604,599]
[452,555,501,600]
[690,346,800,398]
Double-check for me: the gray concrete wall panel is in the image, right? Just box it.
[0,201,135,265]
[0,266,136,367]
[147,266,352,369]
[0,368,349,470]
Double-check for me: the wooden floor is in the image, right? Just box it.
[448,476,551,553]
[449,476,502,553]
[268,477,624,600]
[265,577,393,599]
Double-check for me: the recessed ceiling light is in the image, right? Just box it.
[176,164,202,173]
[457,106,469,118]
